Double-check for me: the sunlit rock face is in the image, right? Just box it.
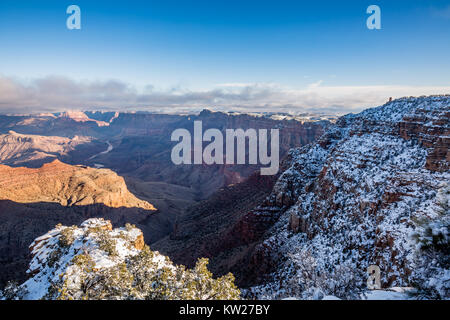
[0,160,156,289]
[0,159,155,210]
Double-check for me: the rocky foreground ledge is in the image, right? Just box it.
[0,218,240,300]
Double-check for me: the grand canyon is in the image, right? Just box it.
[0,95,448,300]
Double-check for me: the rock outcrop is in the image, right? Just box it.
[58,111,110,127]
[0,159,156,210]
[0,160,156,289]
[1,218,240,300]
[153,172,278,285]
[0,131,104,167]
[247,95,449,299]
[0,110,329,199]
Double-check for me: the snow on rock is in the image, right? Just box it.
[322,295,342,300]
[360,288,414,300]
[249,95,449,300]
[1,218,240,300]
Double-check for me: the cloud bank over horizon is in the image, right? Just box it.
[0,75,449,116]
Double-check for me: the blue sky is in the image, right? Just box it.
[0,0,449,114]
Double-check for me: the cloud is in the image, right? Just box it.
[0,75,449,115]
[307,80,323,89]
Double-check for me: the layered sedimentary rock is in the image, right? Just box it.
[157,95,449,296]
[0,110,329,199]
[153,172,278,284]
[101,110,328,199]
[0,160,156,289]
[246,95,449,299]
[58,111,110,127]
[0,159,156,210]
[0,131,104,167]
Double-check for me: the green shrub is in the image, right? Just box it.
[59,227,77,247]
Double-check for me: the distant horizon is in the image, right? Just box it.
[1,93,448,118]
[0,106,340,117]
